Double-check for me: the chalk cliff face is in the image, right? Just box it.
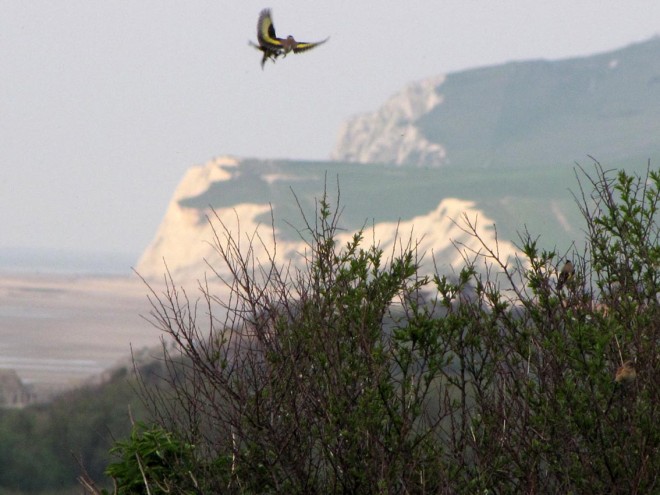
[135,156,519,281]
[331,76,448,166]
[136,156,240,280]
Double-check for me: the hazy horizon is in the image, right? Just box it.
[0,246,136,276]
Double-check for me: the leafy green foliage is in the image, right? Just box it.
[104,422,197,495]
[0,366,153,493]
[106,163,657,494]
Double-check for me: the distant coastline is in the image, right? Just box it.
[0,270,159,405]
[0,247,137,277]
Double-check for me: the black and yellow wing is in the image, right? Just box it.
[292,37,329,54]
[257,9,283,50]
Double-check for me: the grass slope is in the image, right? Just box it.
[178,157,650,256]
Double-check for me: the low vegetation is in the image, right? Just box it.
[90,163,658,494]
[0,365,158,493]
[0,163,656,494]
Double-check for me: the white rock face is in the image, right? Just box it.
[136,156,519,283]
[136,156,240,281]
[331,75,447,166]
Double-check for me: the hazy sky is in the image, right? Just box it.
[2,1,659,264]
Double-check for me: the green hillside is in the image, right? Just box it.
[418,38,660,170]
[179,157,650,256]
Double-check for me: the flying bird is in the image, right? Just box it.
[557,260,574,290]
[250,8,328,69]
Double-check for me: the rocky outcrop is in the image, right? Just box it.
[331,76,447,166]
[0,369,35,408]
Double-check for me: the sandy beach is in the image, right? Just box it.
[0,273,164,393]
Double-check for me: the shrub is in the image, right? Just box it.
[95,162,658,494]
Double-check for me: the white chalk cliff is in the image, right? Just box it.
[136,156,519,282]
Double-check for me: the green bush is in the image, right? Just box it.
[103,422,198,494]
[0,366,151,493]
[101,163,658,494]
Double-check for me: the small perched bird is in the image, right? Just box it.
[615,360,637,385]
[250,8,328,69]
[556,260,574,290]
[605,359,637,413]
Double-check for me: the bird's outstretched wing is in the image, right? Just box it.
[292,37,329,53]
[257,9,283,50]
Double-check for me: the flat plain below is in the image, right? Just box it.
[0,273,163,397]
